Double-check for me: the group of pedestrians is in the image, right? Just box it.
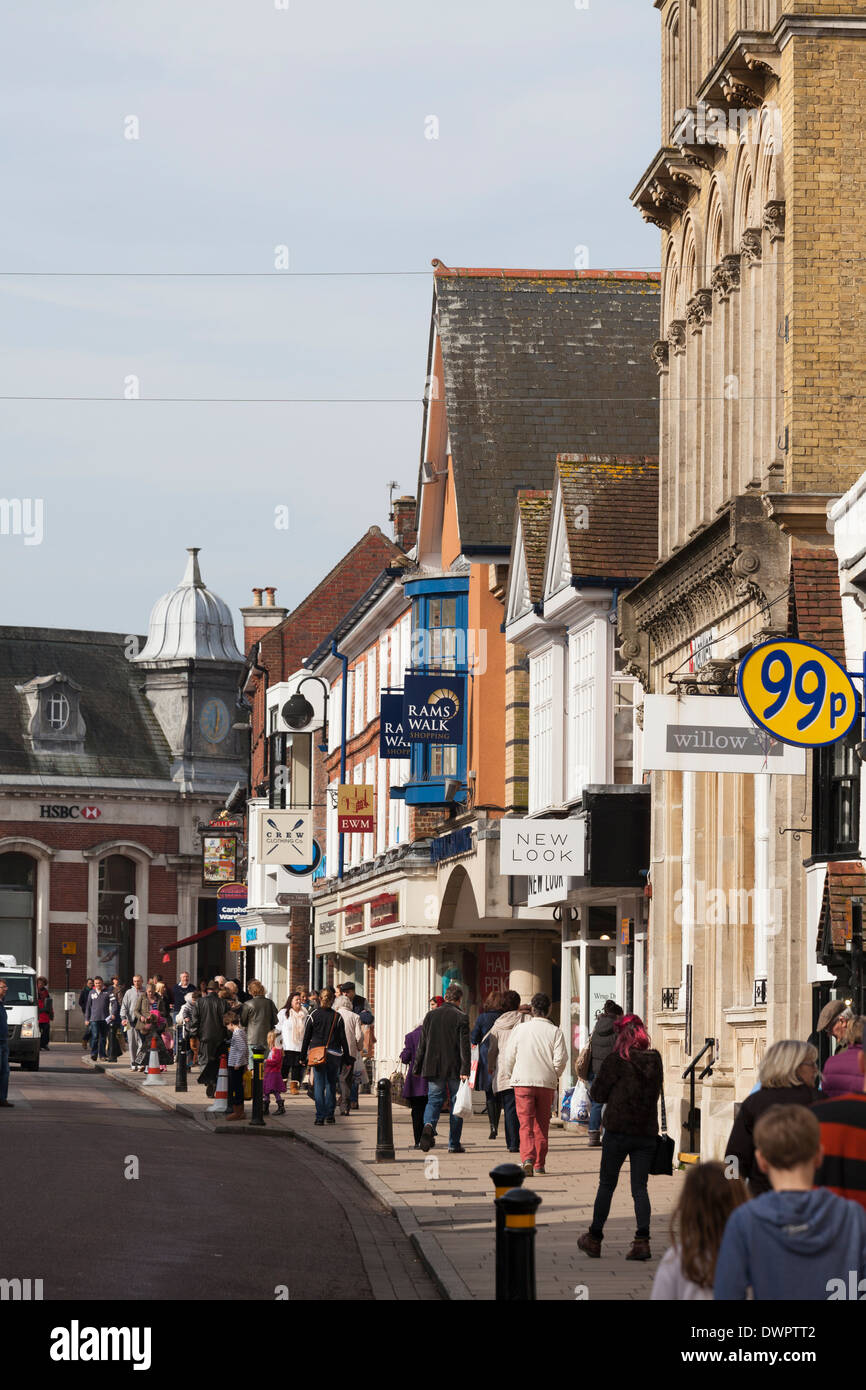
[399,985,568,1170]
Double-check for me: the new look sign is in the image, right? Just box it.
[500,819,586,875]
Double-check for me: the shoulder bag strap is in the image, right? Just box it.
[325,1010,338,1049]
[659,1080,668,1135]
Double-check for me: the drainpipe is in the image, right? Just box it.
[331,640,349,881]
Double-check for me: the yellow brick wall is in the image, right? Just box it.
[504,641,529,814]
[784,36,866,494]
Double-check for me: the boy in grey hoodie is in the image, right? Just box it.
[715,1103,866,1300]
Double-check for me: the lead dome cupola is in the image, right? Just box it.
[134,548,242,663]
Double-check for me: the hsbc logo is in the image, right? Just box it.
[39,805,102,820]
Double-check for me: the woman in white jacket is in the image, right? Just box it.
[500,993,567,1177]
[277,992,309,1093]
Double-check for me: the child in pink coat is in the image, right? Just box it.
[264,1029,286,1115]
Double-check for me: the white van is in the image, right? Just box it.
[0,955,40,1070]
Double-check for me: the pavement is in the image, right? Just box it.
[70,1043,683,1301]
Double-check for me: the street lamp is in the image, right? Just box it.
[282,675,330,751]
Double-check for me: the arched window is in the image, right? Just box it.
[47,692,70,731]
[0,852,36,965]
[666,7,682,134]
[97,856,136,986]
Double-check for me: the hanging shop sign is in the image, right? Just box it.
[379,692,411,758]
[202,833,238,884]
[401,673,466,745]
[258,809,313,865]
[737,640,860,749]
[217,882,248,927]
[338,785,374,833]
[228,933,242,953]
[527,873,574,908]
[643,694,806,773]
[500,818,586,874]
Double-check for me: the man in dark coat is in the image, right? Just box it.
[190,982,230,1095]
[413,984,471,1154]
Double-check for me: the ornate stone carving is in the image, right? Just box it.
[711,255,741,301]
[635,702,645,730]
[667,319,687,355]
[649,179,685,217]
[739,228,763,265]
[763,199,786,242]
[698,659,737,694]
[686,289,713,334]
[720,71,762,108]
[651,339,670,373]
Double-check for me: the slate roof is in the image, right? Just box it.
[515,491,553,605]
[431,265,660,553]
[557,454,659,580]
[789,549,846,665]
[0,628,172,780]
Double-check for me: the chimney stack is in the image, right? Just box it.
[240,585,288,656]
[391,496,417,553]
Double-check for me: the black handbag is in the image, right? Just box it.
[650,1086,675,1176]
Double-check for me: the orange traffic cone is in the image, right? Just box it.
[207,1054,229,1114]
[142,1034,165,1087]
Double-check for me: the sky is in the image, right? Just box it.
[0,0,661,639]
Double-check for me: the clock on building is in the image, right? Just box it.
[199,697,230,745]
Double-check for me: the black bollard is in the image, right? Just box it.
[175,1023,187,1093]
[490,1163,525,1301]
[495,1187,542,1300]
[375,1076,395,1161]
[250,1048,266,1127]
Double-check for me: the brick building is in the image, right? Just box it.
[623,0,866,1156]
[308,264,661,1078]
[0,549,247,1017]
[237,525,409,999]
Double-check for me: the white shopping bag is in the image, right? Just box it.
[452,1078,474,1121]
[570,1080,591,1123]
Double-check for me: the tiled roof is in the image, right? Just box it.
[818,861,866,953]
[790,549,846,664]
[0,628,172,779]
[516,491,552,604]
[557,454,659,580]
[432,268,660,552]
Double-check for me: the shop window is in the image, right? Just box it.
[529,649,554,812]
[0,852,36,966]
[812,734,860,858]
[568,624,595,802]
[97,855,136,986]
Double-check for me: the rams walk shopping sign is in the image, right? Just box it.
[500,818,586,874]
[643,695,806,774]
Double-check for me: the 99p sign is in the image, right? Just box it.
[738,640,860,748]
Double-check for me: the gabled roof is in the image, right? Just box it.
[430,264,660,554]
[0,628,171,779]
[555,454,659,582]
[506,492,552,625]
[516,491,553,605]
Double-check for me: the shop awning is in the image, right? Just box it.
[160,926,219,955]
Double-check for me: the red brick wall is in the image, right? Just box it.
[49,926,88,990]
[148,866,177,915]
[49,861,88,912]
[248,528,403,792]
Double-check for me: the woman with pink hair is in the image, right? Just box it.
[577,1014,663,1263]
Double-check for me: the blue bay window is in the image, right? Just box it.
[403,576,469,805]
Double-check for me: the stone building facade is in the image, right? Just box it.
[624,0,866,1156]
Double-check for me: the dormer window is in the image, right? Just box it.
[14,673,86,754]
[47,692,70,731]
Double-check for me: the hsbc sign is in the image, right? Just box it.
[40,804,102,820]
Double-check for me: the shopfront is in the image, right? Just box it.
[560,896,645,1092]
